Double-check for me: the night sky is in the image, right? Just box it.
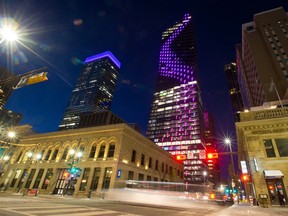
[1,0,288,178]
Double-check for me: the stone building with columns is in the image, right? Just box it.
[0,123,183,197]
[236,103,288,207]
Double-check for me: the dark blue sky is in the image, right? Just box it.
[1,0,287,177]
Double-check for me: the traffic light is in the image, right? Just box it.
[241,174,249,182]
[225,188,230,194]
[69,167,81,174]
[70,167,77,174]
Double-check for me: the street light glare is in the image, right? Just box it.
[69,149,76,155]
[76,152,83,158]
[0,25,19,42]
[224,138,231,145]
[7,131,16,138]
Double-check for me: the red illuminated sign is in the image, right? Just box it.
[176,155,187,161]
[207,152,218,159]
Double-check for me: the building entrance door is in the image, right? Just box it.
[266,178,286,206]
[53,169,74,195]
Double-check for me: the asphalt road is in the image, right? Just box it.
[0,193,227,216]
[0,193,287,216]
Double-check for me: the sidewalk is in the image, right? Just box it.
[230,201,288,215]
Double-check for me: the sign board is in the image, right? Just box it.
[117,169,122,178]
[259,194,268,199]
[240,161,248,174]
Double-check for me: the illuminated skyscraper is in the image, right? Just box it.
[224,62,244,122]
[58,51,120,130]
[147,14,207,184]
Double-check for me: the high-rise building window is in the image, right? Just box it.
[41,168,53,189]
[275,138,288,157]
[25,169,36,189]
[51,149,58,160]
[131,150,136,162]
[263,139,276,158]
[90,168,101,190]
[89,146,96,158]
[10,170,21,188]
[33,169,44,189]
[128,171,134,180]
[16,152,23,162]
[61,147,68,160]
[107,144,115,157]
[44,149,52,160]
[149,157,152,168]
[98,145,105,158]
[155,160,159,170]
[102,167,112,189]
[138,173,144,181]
[141,154,145,166]
[79,168,90,191]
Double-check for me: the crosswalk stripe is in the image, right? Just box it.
[4,205,82,210]
[22,207,101,214]
[0,206,141,216]
[51,210,118,216]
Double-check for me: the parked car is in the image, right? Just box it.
[224,194,234,205]
[208,191,226,205]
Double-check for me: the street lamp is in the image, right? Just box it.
[224,138,236,196]
[0,18,23,72]
[0,24,19,43]
[3,155,9,162]
[68,148,82,173]
[7,131,16,139]
[224,138,235,179]
[0,129,17,147]
[203,171,207,184]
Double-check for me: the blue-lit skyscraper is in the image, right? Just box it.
[58,51,120,130]
[147,14,207,184]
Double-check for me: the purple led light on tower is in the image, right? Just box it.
[84,51,121,68]
[158,13,196,84]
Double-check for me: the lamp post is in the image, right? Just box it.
[225,138,236,199]
[63,148,82,196]
[224,138,235,179]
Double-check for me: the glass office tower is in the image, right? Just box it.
[58,51,120,130]
[147,14,207,183]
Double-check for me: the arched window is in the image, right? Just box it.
[16,151,23,162]
[44,149,52,160]
[51,148,59,160]
[107,143,115,157]
[98,144,105,158]
[89,145,96,158]
[61,147,69,160]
